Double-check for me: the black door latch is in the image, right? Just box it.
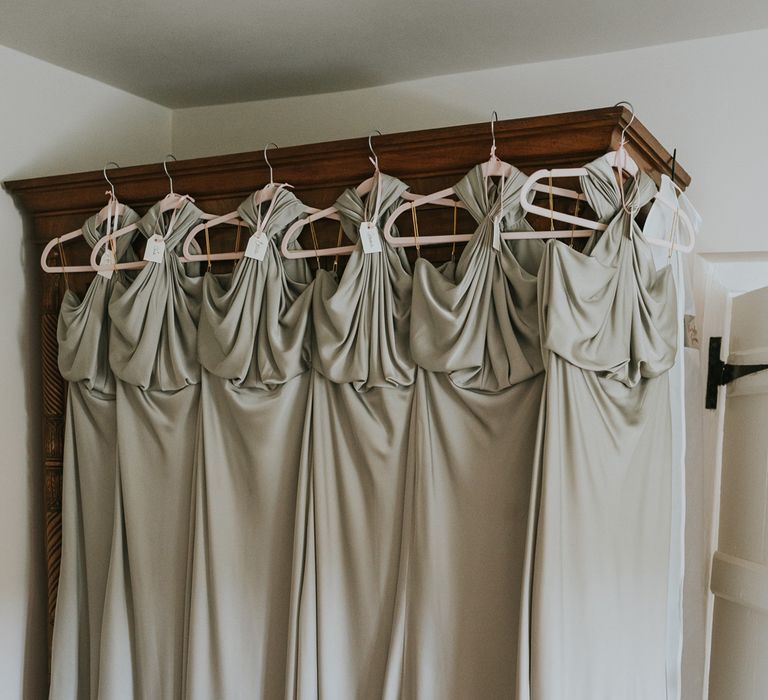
[705,336,768,409]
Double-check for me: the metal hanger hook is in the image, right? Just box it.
[163,154,177,194]
[614,101,635,145]
[670,147,677,185]
[368,129,382,170]
[490,110,499,158]
[103,161,120,200]
[263,142,278,185]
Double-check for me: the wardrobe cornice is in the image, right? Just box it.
[6,106,688,225]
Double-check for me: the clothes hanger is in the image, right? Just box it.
[519,102,644,232]
[517,101,694,251]
[280,130,455,259]
[279,131,382,260]
[381,111,589,248]
[180,143,296,263]
[643,157,697,253]
[40,161,127,273]
[90,154,216,271]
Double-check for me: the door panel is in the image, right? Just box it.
[708,286,768,700]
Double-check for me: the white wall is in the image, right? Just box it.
[173,27,768,257]
[0,44,171,699]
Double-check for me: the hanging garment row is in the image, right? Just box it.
[47,113,700,700]
[41,112,696,278]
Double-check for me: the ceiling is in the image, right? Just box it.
[1,0,767,108]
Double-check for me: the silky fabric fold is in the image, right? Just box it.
[384,164,545,699]
[185,188,313,699]
[646,177,702,700]
[518,155,678,700]
[286,173,415,699]
[50,208,140,700]
[99,199,206,700]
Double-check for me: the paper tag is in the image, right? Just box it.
[492,217,501,251]
[244,232,269,261]
[684,314,700,349]
[143,234,166,263]
[360,221,381,254]
[97,249,115,279]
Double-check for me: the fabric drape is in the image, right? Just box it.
[98,199,206,700]
[50,209,140,700]
[646,177,702,700]
[50,159,683,700]
[185,188,313,699]
[384,165,546,699]
[286,174,417,699]
[518,155,678,699]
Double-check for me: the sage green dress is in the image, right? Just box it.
[98,199,205,700]
[518,155,678,700]
[384,165,545,699]
[185,188,313,699]
[50,208,140,700]
[286,174,415,699]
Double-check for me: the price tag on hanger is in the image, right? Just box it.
[143,234,166,264]
[97,249,115,279]
[360,221,382,254]
[244,232,269,261]
[492,216,502,251]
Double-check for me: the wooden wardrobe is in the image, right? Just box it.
[4,105,690,673]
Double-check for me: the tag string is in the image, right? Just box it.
[668,205,680,260]
[451,202,458,262]
[204,223,213,272]
[56,238,70,290]
[498,171,507,223]
[105,200,118,272]
[410,204,422,257]
[109,234,118,271]
[331,223,344,275]
[489,171,508,233]
[233,221,242,257]
[308,219,322,271]
[570,197,580,248]
[616,141,641,217]
[548,174,555,232]
[164,197,188,240]
[252,183,289,252]
[364,170,384,225]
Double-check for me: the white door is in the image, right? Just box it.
[708,286,768,699]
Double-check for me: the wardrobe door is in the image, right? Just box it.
[708,286,768,700]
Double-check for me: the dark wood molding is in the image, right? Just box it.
[3,105,689,676]
[6,106,688,225]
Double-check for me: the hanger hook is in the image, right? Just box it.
[614,100,635,145]
[670,147,677,184]
[103,161,120,200]
[368,129,382,170]
[163,153,177,195]
[490,110,499,158]
[263,142,278,186]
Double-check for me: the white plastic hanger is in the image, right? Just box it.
[382,111,591,248]
[644,174,697,253]
[519,102,694,252]
[90,154,217,271]
[519,101,640,230]
[280,130,382,260]
[180,143,296,263]
[41,161,127,273]
[281,130,458,259]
